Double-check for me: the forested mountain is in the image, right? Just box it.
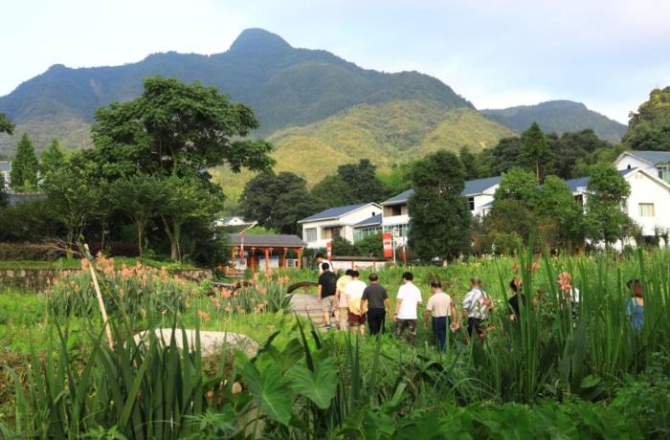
[0,28,474,154]
[481,100,627,143]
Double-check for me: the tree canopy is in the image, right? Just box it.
[10,133,39,191]
[90,76,275,181]
[0,112,15,135]
[584,164,632,245]
[623,86,670,151]
[408,150,471,260]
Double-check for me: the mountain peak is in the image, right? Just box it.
[228,28,292,55]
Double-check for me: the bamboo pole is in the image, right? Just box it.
[84,244,114,348]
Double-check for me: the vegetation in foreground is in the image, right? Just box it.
[0,249,669,438]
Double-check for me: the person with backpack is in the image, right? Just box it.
[462,276,494,340]
[317,263,338,329]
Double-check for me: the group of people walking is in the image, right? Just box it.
[315,255,645,349]
[316,259,495,350]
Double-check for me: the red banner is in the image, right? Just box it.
[326,240,332,259]
[383,232,393,258]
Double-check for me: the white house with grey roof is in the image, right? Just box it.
[614,151,670,185]
[298,203,382,249]
[567,167,670,241]
[379,176,501,244]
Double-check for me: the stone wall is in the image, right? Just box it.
[0,268,213,292]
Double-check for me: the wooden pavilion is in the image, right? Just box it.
[227,234,306,273]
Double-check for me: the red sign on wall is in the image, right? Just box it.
[326,240,332,259]
[383,232,393,258]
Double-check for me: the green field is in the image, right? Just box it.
[1,250,669,438]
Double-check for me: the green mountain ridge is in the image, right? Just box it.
[481,100,626,143]
[0,28,473,154]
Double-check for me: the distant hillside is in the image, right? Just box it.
[208,100,515,212]
[481,100,626,143]
[0,28,473,155]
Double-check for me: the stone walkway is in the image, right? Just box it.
[289,293,327,327]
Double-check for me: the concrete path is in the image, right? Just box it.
[289,293,327,327]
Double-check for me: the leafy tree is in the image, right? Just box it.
[40,138,66,180]
[337,159,388,203]
[10,133,39,191]
[90,76,274,181]
[111,176,167,256]
[584,163,631,245]
[494,168,540,206]
[158,176,223,261]
[521,122,553,182]
[0,112,14,135]
[42,152,101,249]
[377,163,413,196]
[459,146,481,180]
[624,86,670,151]
[552,129,614,179]
[536,176,584,249]
[240,171,317,235]
[408,150,471,260]
[353,232,383,258]
[331,236,355,257]
[479,136,525,176]
[310,175,351,209]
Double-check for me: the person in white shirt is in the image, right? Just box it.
[316,253,332,275]
[393,271,423,346]
[334,269,354,331]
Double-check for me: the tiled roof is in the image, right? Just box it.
[566,168,636,193]
[381,176,502,205]
[625,151,670,165]
[463,176,501,196]
[228,234,306,248]
[353,213,382,227]
[381,189,414,205]
[298,203,374,223]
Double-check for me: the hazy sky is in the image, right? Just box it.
[3,0,669,123]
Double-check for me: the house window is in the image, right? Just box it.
[639,203,655,217]
[658,164,670,184]
[322,227,342,239]
[304,227,317,242]
[468,197,475,211]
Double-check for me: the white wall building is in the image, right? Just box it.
[0,161,10,191]
[568,168,670,245]
[298,203,382,249]
[614,151,670,185]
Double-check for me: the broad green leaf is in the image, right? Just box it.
[242,360,292,425]
[287,358,337,409]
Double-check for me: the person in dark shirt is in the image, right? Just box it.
[317,263,338,329]
[361,273,390,335]
[508,277,527,321]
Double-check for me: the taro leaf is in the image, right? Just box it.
[287,358,338,409]
[242,360,292,425]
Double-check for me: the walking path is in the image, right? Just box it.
[289,293,327,327]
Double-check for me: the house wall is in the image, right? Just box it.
[626,172,670,235]
[301,205,382,249]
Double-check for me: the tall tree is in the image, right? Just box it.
[90,76,274,182]
[10,133,39,191]
[40,138,66,180]
[624,86,670,151]
[408,150,471,260]
[584,163,631,245]
[158,176,223,261]
[337,159,388,203]
[536,176,584,249]
[240,171,317,234]
[521,122,553,182]
[111,176,167,257]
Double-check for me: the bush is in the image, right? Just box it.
[0,242,64,261]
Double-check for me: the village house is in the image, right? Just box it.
[614,150,670,184]
[298,203,382,249]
